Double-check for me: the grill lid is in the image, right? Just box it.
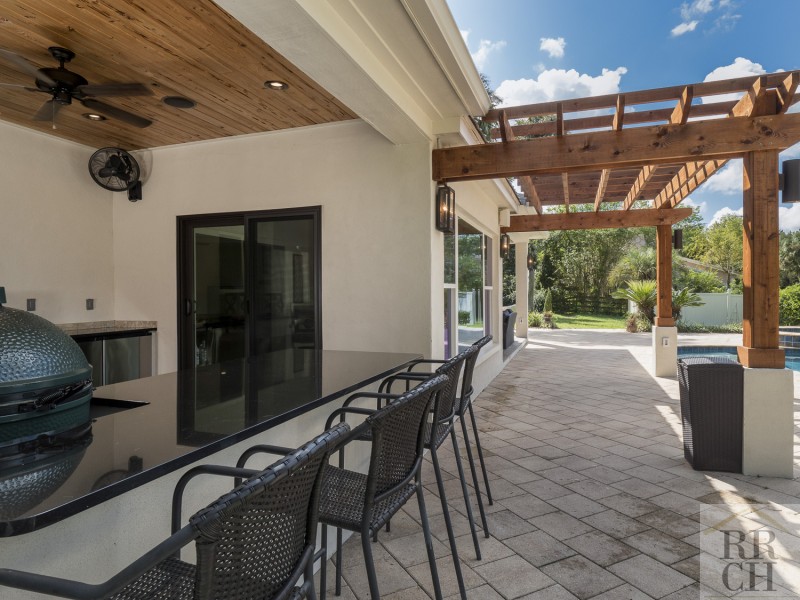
[0,288,92,396]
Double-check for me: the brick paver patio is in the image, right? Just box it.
[318,330,800,599]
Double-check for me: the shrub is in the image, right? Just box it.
[780,284,800,325]
[635,313,652,332]
[458,310,471,325]
[671,287,704,321]
[676,321,743,334]
[611,280,657,322]
[675,269,725,293]
[528,311,543,328]
[543,289,553,315]
[625,313,638,333]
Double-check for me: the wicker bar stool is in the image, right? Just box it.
[0,424,349,600]
[318,374,448,600]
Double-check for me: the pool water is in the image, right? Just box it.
[677,346,800,372]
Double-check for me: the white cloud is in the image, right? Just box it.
[780,204,800,231]
[470,38,506,70]
[671,20,699,36]
[539,37,566,59]
[460,29,470,46]
[681,0,715,19]
[495,66,627,107]
[702,57,766,103]
[682,196,709,219]
[782,143,800,160]
[710,206,743,224]
[705,159,742,195]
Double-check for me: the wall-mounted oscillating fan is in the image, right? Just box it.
[88,147,143,202]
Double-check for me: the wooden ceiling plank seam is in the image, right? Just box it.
[594,168,610,212]
[501,207,693,232]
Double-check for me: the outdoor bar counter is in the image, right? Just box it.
[0,349,419,599]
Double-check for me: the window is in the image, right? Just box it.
[444,218,494,356]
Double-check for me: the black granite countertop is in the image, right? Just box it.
[68,326,156,341]
[0,350,419,537]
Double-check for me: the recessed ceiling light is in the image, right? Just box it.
[83,113,106,121]
[162,96,196,109]
[264,80,289,91]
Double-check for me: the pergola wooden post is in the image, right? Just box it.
[738,150,784,368]
[654,225,675,327]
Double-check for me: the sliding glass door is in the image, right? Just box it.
[177,207,320,443]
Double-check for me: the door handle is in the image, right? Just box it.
[184,299,194,316]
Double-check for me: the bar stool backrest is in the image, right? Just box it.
[458,335,492,414]
[365,374,447,501]
[432,348,471,427]
[189,423,350,600]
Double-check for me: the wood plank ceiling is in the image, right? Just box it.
[434,71,800,226]
[0,0,356,150]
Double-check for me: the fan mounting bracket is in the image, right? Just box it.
[48,47,75,65]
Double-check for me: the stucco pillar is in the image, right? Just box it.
[514,241,529,339]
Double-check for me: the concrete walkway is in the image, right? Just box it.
[319,329,800,599]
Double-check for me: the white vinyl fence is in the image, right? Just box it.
[628,292,743,326]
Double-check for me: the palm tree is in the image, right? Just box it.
[672,287,704,321]
[612,280,657,322]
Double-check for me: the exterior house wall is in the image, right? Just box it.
[0,121,115,323]
[112,120,435,372]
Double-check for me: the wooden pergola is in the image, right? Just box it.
[433,72,800,368]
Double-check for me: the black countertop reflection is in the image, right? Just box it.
[0,350,418,537]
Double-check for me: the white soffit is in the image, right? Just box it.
[214,0,487,145]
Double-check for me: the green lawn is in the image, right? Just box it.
[551,313,627,329]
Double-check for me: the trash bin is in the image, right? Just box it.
[502,309,517,349]
[677,357,743,473]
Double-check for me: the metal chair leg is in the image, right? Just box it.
[320,526,328,600]
[468,401,494,506]
[450,428,482,560]
[361,524,382,599]
[305,558,318,600]
[430,447,467,600]
[417,481,443,600]
[459,414,490,538]
[335,527,343,596]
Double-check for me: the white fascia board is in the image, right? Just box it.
[400,0,490,116]
[509,231,550,244]
[215,0,430,144]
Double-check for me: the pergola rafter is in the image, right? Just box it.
[433,71,800,368]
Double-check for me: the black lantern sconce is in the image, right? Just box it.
[672,228,683,250]
[500,233,511,258]
[435,182,456,233]
[527,248,537,271]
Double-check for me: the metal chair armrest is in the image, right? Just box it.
[325,406,377,430]
[342,391,400,409]
[172,465,259,534]
[378,372,428,393]
[0,526,196,600]
[236,445,295,469]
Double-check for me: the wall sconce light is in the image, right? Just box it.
[672,228,683,250]
[781,159,800,203]
[527,249,537,271]
[500,233,510,258]
[435,182,456,233]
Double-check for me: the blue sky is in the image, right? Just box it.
[447,0,800,228]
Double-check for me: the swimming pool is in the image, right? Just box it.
[677,346,800,371]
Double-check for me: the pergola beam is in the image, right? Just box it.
[432,112,800,182]
[622,165,656,210]
[499,110,543,214]
[594,169,610,212]
[501,207,692,233]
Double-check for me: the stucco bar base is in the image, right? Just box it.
[742,367,794,478]
[652,326,678,377]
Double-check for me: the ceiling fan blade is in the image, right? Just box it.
[81,98,152,128]
[0,48,57,87]
[32,99,63,121]
[77,83,152,97]
[0,82,42,92]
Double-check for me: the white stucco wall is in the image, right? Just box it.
[0,121,115,323]
[112,120,434,372]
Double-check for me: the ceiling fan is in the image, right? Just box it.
[0,46,153,128]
